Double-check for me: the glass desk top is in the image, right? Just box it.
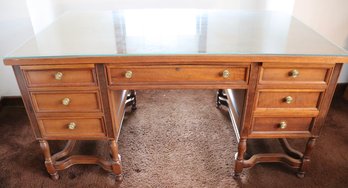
[5,10,348,59]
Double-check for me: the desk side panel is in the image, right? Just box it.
[12,66,41,138]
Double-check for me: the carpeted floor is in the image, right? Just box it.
[0,90,347,188]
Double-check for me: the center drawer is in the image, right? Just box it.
[107,65,249,85]
[31,91,102,113]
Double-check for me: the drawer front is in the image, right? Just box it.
[38,117,106,139]
[256,90,322,109]
[107,65,249,85]
[251,117,312,136]
[260,66,331,84]
[31,91,102,113]
[22,65,97,87]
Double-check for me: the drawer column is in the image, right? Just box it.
[230,62,342,178]
[12,64,135,181]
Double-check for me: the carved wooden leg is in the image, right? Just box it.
[109,140,123,181]
[234,138,247,179]
[297,137,316,178]
[39,140,59,180]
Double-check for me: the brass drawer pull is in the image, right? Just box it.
[279,121,287,129]
[55,72,63,80]
[284,96,293,104]
[289,69,299,78]
[222,70,230,78]
[68,122,76,130]
[62,98,71,106]
[125,70,133,79]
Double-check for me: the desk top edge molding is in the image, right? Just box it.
[4,55,348,66]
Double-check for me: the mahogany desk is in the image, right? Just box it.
[4,10,348,180]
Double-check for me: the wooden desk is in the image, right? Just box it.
[4,10,348,181]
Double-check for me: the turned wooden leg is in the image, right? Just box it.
[234,138,247,179]
[109,140,123,181]
[216,89,228,108]
[39,140,59,180]
[126,90,137,111]
[297,137,317,178]
[130,90,137,110]
[216,89,223,107]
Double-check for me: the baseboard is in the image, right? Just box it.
[1,84,347,110]
[0,96,24,110]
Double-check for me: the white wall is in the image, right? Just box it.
[0,0,347,97]
[293,0,348,82]
[26,0,65,34]
[0,0,34,96]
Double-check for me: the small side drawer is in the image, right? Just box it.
[107,65,249,85]
[38,117,106,139]
[256,90,322,109]
[259,64,333,85]
[21,64,97,87]
[31,91,102,113]
[250,117,313,137]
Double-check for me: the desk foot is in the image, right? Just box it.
[296,137,316,179]
[234,138,247,178]
[50,172,60,180]
[296,172,305,178]
[39,140,59,180]
[233,172,241,179]
[109,140,123,178]
[115,174,124,182]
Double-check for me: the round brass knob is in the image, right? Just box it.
[222,70,230,78]
[55,72,63,80]
[62,98,71,106]
[284,96,293,104]
[125,71,133,79]
[68,122,76,130]
[279,121,287,129]
[289,69,300,78]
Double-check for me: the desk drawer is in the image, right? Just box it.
[22,65,97,87]
[259,64,332,85]
[38,117,106,139]
[251,117,312,136]
[107,65,249,85]
[31,91,102,113]
[256,90,322,109]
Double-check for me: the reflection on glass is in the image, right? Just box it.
[113,10,206,54]
[6,10,347,58]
